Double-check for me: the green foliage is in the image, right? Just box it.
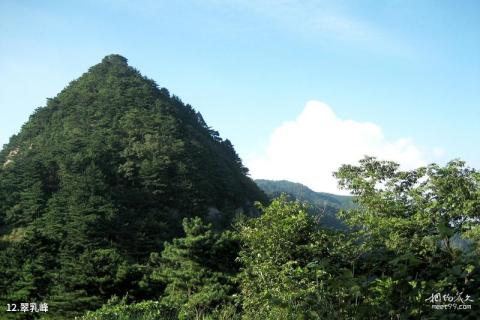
[334,156,480,319]
[234,159,479,319]
[236,196,358,319]
[78,299,241,320]
[80,298,177,320]
[145,217,239,319]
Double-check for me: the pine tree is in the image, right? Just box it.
[145,217,239,319]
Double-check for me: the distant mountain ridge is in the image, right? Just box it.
[255,179,354,208]
[255,179,354,229]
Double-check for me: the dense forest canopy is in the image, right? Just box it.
[0,55,478,319]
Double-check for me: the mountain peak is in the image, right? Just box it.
[74,54,138,88]
[0,55,266,247]
[101,54,128,65]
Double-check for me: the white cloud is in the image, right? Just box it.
[246,101,437,194]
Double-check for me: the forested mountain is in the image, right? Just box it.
[0,54,266,318]
[255,179,353,209]
[255,179,353,229]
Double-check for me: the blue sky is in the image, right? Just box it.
[1,0,479,192]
